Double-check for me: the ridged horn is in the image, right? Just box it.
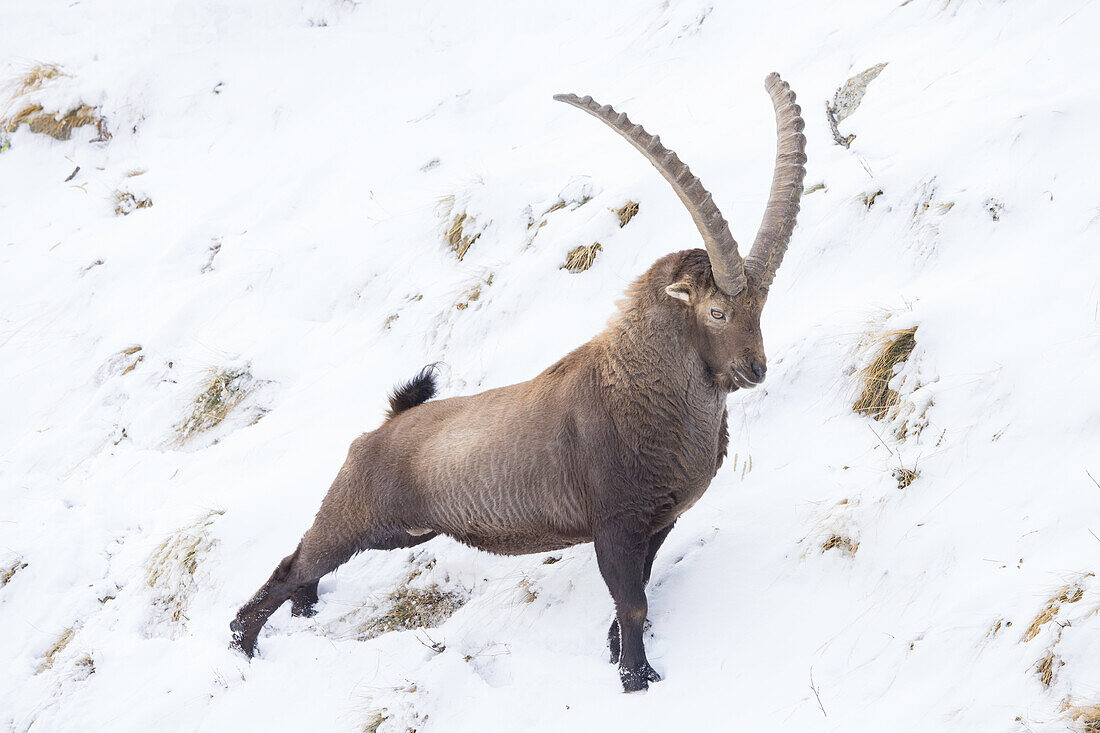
[744,73,807,292]
[554,93,747,296]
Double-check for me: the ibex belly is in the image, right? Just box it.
[408,393,592,555]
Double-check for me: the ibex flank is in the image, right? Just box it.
[232,73,807,692]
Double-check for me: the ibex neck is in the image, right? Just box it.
[600,305,719,402]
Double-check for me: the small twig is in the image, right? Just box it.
[1088,528,1100,544]
[416,631,445,653]
[867,425,896,455]
[1087,470,1100,490]
[809,668,827,718]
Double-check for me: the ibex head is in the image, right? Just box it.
[556,73,806,392]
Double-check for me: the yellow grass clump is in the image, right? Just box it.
[1060,701,1100,733]
[1021,583,1085,643]
[146,509,224,629]
[1,559,28,587]
[36,628,75,673]
[353,585,465,641]
[853,326,917,421]
[822,534,859,556]
[446,212,481,261]
[1036,650,1058,687]
[113,190,153,216]
[615,201,639,227]
[562,242,602,273]
[455,274,493,311]
[2,64,109,142]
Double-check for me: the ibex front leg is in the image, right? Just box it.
[608,521,674,666]
[594,528,661,692]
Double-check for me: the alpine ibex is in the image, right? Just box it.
[232,73,806,692]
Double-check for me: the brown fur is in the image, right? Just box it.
[232,249,771,691]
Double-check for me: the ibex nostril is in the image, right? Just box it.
[750,362,767,382]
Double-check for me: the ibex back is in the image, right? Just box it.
[232,73,807,692]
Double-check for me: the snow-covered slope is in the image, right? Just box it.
[2,1,1099,730]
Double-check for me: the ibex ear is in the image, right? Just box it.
[665,281,692,303]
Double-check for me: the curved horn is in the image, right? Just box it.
[554,93,747,295]
[744,73,807,292]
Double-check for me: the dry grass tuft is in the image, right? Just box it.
[822,534,859,556]
[11,63,67,96]
[354,585,465,640]
[1061,702,1100,733]
[74,653,95,679]
[615,201,639,228]
[1021,583,1086,643]
[113,190,153,216]
[860,189,883,209]
[146,509,224,628]
[1,559,28,587]
[2,63,110,142]
[562,242,602,273]
[4,104,108,141]
[517,577,538,604]
[455,274,493,311]
[175,367,260,445]
[1036,650,1058,687]
[893,467,919,490]
[853,326,917,421]
[446,212,481,261]
[362,711,387,733]
[37,628,74,673]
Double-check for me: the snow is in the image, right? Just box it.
[2,1,1099,730]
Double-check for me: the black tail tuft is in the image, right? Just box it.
[385,364,439,420]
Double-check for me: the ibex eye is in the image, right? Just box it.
[710,309,725,320]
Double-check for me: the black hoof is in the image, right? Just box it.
[229,619,256,659]
[619,662,661,692]
[607,620,621,665]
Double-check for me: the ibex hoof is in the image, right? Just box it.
[229,619,256,659]
[620,662,661,692]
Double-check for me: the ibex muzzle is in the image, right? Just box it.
[231,74,806,693]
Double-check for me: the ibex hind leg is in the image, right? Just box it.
[231,527,439,657]
[287,529,436,619]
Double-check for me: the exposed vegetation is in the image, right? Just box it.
[354,585,466,640]
[455,274,493,311]
[1,558,28,587]
[826,62,888,148]
[145,509,224,630]
[174,367,261,445]
[74,653,96,680]
[113,190,153,216]
[853,326,917,421]
[1021,582,1085,643]
[1036,650,1058,687]
[821,534,859,556]
[2,64,109,142]
[562,242,602,273]
[892,466,919,490]
[517,577,539,604]
[615,200,639,227]
[1061,701,1100,733]
[36,628,74,673]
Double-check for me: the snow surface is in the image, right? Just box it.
[2,1,1099,731]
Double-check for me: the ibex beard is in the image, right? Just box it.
[231,73,806,693]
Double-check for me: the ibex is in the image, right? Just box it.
[232,73,806,692]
